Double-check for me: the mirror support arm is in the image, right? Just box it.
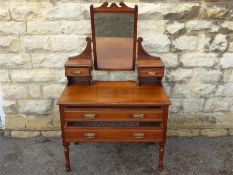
[68,37,92,60]
[137,37,160,60]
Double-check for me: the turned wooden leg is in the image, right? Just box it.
[63,142,71,172]
[158,143,165,171]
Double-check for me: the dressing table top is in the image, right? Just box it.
[58,82,170,106]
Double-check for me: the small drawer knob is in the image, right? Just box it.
[83,113,96,120]
[84,133,96,139]
[148,71,157,76]
[132,113,144,120]
[133,133,144,139]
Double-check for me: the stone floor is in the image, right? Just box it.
[0,134,233,175]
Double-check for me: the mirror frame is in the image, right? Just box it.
[90,2,138,71]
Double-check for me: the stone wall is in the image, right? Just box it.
[1,0,233,137]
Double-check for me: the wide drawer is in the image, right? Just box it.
[139,68,164,77]
[64,126,163,142]
[63,107,164,122]
[65,68,90,77]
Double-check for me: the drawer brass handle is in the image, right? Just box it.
[148,71,157,76]
[72,70,81,75]
[84,133,96,139]
[132,113,144,120]
[83,113,96,120]
[133,133,144,139]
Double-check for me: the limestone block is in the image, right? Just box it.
[216,83,233,97]
[138,20,166,35]
[138,2,200,20]
[167,129,199,137]
[158,53,178,68]
[230,129,233,136]
[163,83,172,96]
[9,2,41,21]
[31,53,68,68]
[5,114,25,129]
[27,21,62,34]
[0,22,26,35]
[44,3,82,20]
[192,68,222,82]
[18,99,53,114]
[220,53,233,68]
[174,35,197,51]
[10,131,40,138]
[180,53,218,67]
[228,41,233,52]
[168,113,217,129]
[26,116,54,130]
[50,35,86,52]
[142,34,170,53]
[200,3,230,20]
[0,36,22,52]
[182,98,205,113]
[0,54,31,69]
[186,20,212,31]
[0,36,15,48]
[109,71,137,81]
[197,34,211,51]
[223,70,233,82]
[80,2,94,20]
[172,83,191,98]
[3,100,18,114]
[22,36,50,52]
[210,34,228,52]
[169,98,182,113]
[29,85,41,98]
[190,83,216,97]
[165,22,185,34]
[138,3,165,20]
[43,84,65,98]
[1,85,28,99]
[41,130,61,137]
[200,129,228,137]
[204,98,231,112]
[0,2,10,21]
[61,20,91,35]
[166,69,192,82]
[51,116,61,129]
[8,40,22,53]
[11,69,65,83]
[222,21,233,31]
[93,71,110,81]
[215,113,233,129]
[0,70,10,83]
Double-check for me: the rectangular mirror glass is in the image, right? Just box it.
[93,13,135,70]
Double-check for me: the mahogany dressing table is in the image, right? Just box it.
[57,2,171,172]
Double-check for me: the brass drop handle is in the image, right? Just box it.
[84,133,96,139]
[133,133,144,139]
[132,113,144,120]
[72,70,81,75]
[148,71,157,76]
[83,113,96,120]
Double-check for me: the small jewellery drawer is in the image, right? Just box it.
[64,126,163,142]
[139,68,164,77]
[65,68,90,77]
[63,107,164,122]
